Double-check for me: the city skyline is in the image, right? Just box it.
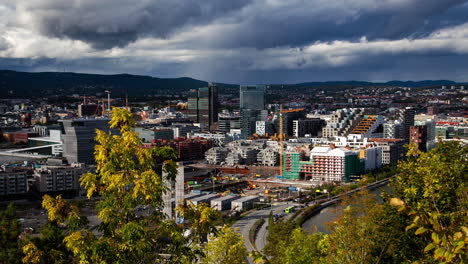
[1,1,468,84]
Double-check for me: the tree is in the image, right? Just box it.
[275,227,324,264]
[264,215,324,264]
[0,204,23,264]
[24,108,217,264]
[391,141,468,263]
[323,190,393,264]
[263,217,298,262]
[22,195,87,264]
[201,225,247,264]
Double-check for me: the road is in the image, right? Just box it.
[231,202,295,264]
[236,178,393,263]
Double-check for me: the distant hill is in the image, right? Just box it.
[0,70,465,98]
[290,80,463,88]
[0,70,236,98]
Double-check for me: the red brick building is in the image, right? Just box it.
[143,137,213,161]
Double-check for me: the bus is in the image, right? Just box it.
[284,206,295,214]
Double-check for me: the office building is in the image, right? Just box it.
[397,107,415,143]
[241,109,263,137]
[187,84,219,130]
[240,85,265,110]
[60,118,116,164]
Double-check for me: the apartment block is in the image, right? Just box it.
[205,147,229,165]
[322,108,365,138]
[410,125,428,152]
[292,118,325,137]
[349,115,384,138]
[309,146,363,183]
[34,164,85,194]
[0,169,28,196]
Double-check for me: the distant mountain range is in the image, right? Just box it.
[290,80,464,88]
[0,69,465,98]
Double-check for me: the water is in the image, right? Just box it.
[302,185,392,234]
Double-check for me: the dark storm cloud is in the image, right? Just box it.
[17,0,251,49]
[14,0,468,50]
[203,0,468,49]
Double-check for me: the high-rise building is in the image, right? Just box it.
[240,85,265,110]
[414,117,436,150]
[60,118,117,164]
[187,84,219,130]
[410,125,428,152]
[241,109,264,137]
[397,107,415,143]
[162,162,184,219]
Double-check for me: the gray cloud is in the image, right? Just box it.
[9,0,468,50]
[199,0,468,50]
[15,0,251,49]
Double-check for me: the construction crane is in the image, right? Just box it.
[278,106,305,177]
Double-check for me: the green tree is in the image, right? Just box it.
[24,108,218,264]
[276,227,324,264]
[201,225,247,264]
[323,190,393,264]
[0,204,23,264]
[391,141,468,263]
[22,195,87,264]
[263,218,298,262]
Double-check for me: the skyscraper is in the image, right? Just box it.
[60,118,117,164]
[240,85,265,110]
[239,85,266,137]
[397,107,415,143]
[187,84,219,130]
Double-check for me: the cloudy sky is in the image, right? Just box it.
[1,0,468,83]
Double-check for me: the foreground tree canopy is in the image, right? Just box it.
[21,108,220,264]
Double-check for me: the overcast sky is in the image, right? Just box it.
[1,0,468,84]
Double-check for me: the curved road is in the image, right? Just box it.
[233,178,393,263]
[231,202,296,263]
